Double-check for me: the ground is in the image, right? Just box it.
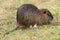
[0,0,60,40]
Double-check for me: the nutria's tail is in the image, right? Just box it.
[3,26,18,36]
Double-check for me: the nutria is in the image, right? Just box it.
[16,4,53,28]
[4,4,53,35]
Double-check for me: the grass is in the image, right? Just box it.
[0,0,60,40]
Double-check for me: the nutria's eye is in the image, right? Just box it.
[43,11,46,14]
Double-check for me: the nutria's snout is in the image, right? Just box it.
[48,15,53,24]
[47,10,53,24]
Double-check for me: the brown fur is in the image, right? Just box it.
[16,4,53,28]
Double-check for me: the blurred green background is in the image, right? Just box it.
[0,0,60,40]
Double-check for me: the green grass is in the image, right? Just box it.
[0,0,60,40]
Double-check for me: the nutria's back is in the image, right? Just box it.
[17,4,39,14]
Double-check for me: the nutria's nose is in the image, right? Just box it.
[50,16,53,20]
[48,13,53,20]
[51,15,53,20]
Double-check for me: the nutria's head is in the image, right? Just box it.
[39,9,53,24]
